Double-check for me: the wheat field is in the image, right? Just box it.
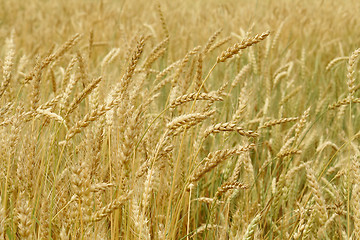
[1,0,360,239]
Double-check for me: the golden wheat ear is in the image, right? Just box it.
[217,30,270,63]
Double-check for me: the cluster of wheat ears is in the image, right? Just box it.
[1,0,360,239]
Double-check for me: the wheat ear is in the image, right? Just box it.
[217,30,270,63]
[0,32,15,99]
